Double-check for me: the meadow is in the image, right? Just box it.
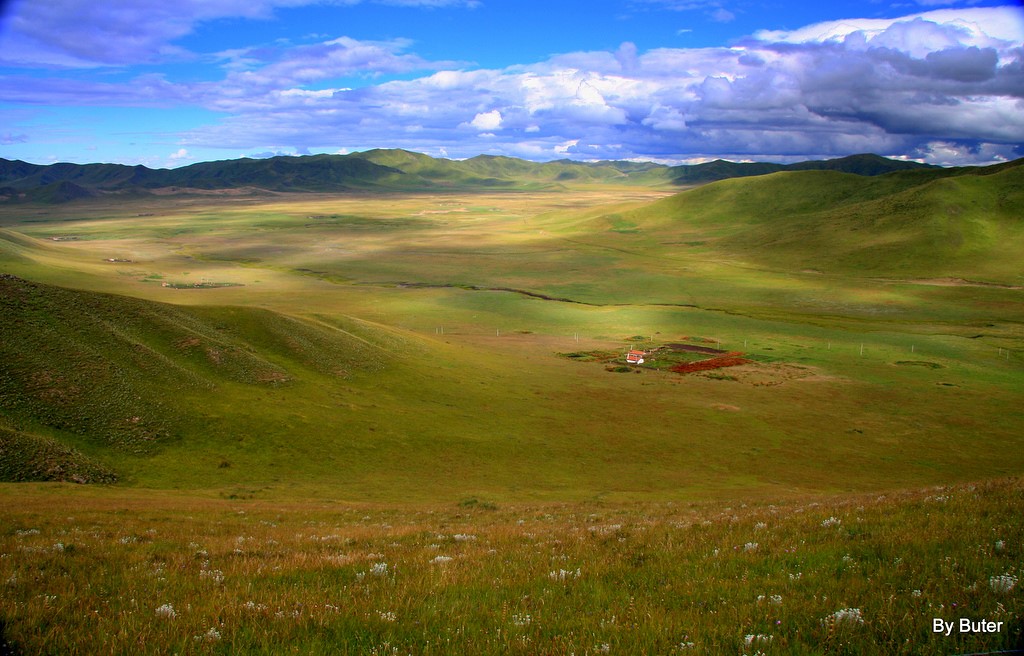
[1,165,1022,652]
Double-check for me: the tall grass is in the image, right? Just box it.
[1,478,1020,654]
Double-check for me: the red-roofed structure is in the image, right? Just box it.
[626,349,646,364]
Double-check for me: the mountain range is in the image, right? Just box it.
[0,150,946,203]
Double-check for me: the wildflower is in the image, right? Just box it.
[597,643,611,653]
[744,634,773,647]
[822,608,863,627]
[431,555,453,564]
[453,534,477,542]
[754,522,767,530]
[370,562,389,576]
[821,517,841,528]
[995,540,1005,552]
[743,542,758,552]
[155,604,177,619]
[511,613,532,626]
[990,574,1017,593]
[52,543,65,553]
[548,568,581,581]
[203,627,222,642]
[678,641,696,650]
[911,589,922,597]
[377,610,397,622]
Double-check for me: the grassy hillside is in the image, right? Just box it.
[617,161,1024,282]
[0,424,118,483]
[0,274,390,476]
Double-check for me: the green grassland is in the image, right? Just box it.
[1,479,1021,654]
[1,163,1022,652]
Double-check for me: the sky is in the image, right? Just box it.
[0,0,1022,168]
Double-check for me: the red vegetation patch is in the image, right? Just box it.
[669,355,750,374]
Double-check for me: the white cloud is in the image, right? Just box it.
[0,0,479,68]
[752,7,1024,52]
[468,110,503,131]
[709,8,734,23]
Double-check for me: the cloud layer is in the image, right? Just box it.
[1,3,1022,165]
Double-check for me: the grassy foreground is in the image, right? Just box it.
[1,479,1021,655]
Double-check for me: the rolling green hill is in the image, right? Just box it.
[0,150,947,202]
[0,274,392,480]
[618,158,1024,281]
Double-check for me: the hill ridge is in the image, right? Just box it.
[0,150,965,203]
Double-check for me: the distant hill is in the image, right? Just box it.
[0,149,952,203]
[665,153,940,184]
[617,158,1024,281]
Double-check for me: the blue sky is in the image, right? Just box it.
[1,0,1022,168]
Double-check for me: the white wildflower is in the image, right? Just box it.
[597,643,610,654]
[743,542,758,552]
[990,574,1017,593]
[431,555,453,564]
[155,604,177,619]
[377,610,397,622]
[754,522,767,531]
[512,613,532,626]
[821,517,841,528]
[744,634,773,646]
[995,540,1005,552]
[203,627,221,642]
[548,568,581,581]
[370,562,389,576]
[911,589,922,597]
[453,534,477,542]
[822,607,863,627]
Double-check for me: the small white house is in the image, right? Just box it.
[626,349,645,364]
